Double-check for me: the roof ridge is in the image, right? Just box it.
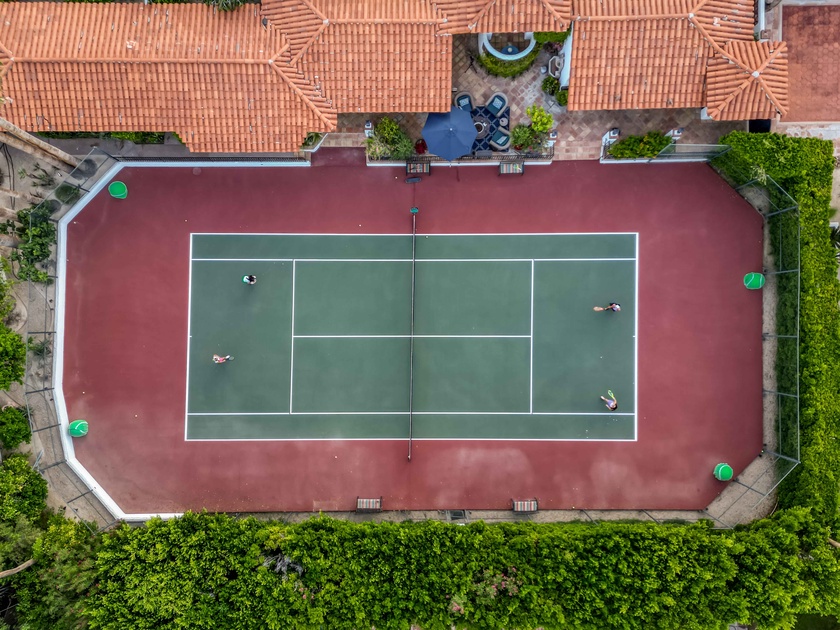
[288,21,328,66]
[537,0,567,22]
[270,62,334,129]
[468,0,497,31]
[580,13,689,22]
[0,41,14,80]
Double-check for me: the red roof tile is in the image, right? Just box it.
[706,40,789,120]
[569,0,759,113]
[261,0,452,114]
[433,0,571,34]
[0,3,335,153]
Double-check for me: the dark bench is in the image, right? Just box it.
[406,161,431,175]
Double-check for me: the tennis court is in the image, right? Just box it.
[186,233,637,441]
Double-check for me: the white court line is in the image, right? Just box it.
[293,335,531,339]
[190,232,640,236]
[183,235,194,441]
[187,437,637,443]
[634,234,640,441]
[192,257,636,263]
[530,259,534,414]
[290,260,296,414]
[187,411,634,416]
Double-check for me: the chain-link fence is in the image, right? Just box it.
[703,153,801,528]
[21,148,121,532]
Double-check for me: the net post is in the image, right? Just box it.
[408,208,418,461]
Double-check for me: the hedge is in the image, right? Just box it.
[0,454,47,523]
[607,131,672,159]
[0,510,819,628]
[477,46,541,78]
[713,132,840,530]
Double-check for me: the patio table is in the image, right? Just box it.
[469,106,511,153]
[473,115,491,140]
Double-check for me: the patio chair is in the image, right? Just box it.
[489,128,511,151]
[453,91,474,112]
[485,92,509,117]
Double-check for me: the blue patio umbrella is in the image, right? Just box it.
[421,107,478,161]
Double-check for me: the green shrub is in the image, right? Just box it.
[38,131,165,144]
[54,183,81,205]
[557,89,569,107]
[510,124,537,150]
[14,517,101,630]
[526,104,554,134]
[542,76,560,97]
[534,31,570,45]
[0,454,46,522]
[366,117,414,160]
[109,132,165,144]
[0,406,30,450]
[477,46,541,78]
[607,131,672,159]
[714,132,840,530]
[202,0,246,10]
[0,205,57,283]
[0,325,25,390]
[0,258,16,324]
[301,132,324,150]
[11,509,825,629]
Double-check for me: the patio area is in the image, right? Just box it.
[327,35,745,160]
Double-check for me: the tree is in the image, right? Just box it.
[0,455,46,522]
[0,325,25,389]
[0,406,30,451]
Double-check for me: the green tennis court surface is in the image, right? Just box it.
[186,234,637,440]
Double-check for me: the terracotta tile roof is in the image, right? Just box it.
[433,0,571,34]
[569,0,757,112]
[0,3,335,153]
[0,0,785,154]
[706,40,789,120]
[569,17,708,111]
[261,0,452,114]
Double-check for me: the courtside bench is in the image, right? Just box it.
[356,496,383,513]
[499,161,524,176]
[512,498,538,514]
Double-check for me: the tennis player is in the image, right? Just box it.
[593,302,621,312]
[601,390,618,410]
[213,354,234,364]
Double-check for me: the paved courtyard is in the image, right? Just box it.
[328,35,744,160]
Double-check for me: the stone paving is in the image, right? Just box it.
[330,34,745,160]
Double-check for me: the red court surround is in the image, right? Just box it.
[62,154,763,515]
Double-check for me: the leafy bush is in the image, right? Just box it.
[607,131,672,159]
[477,46,541,78]
[8,509,830,629]
[0,259,16,324]
[0,325,25,390]
[557,89,569,107]
[0,455,46,522]
[300,132,324,150]
[0,205,57,283]
[202,0,246,10]
[526,104,553,134]
[510,124,537,150]
[542,76,560,97]
[38,131,165,144]
[13,517,101,630]
[54,183,81,205]
[365,118,414,161]
[714,132,840,529]
[534,31,570,45]
[0,406,30,451]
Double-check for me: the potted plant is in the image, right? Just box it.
[300,132,326,152]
